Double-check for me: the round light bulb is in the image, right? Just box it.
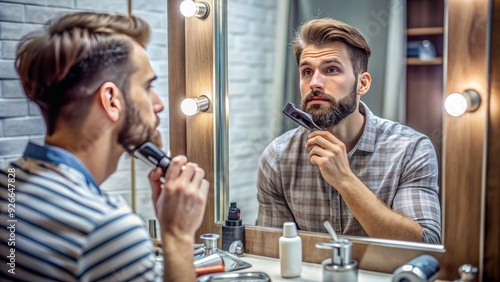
[444,93,468,117]
[180,1,198,17]
[181,98,199,116]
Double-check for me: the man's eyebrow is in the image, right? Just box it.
[323,58,344,66]
[299,60,310,68]
[299,58,344,68]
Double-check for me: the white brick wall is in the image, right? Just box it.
[0,0,169,226]
[1,0,276,227]
[228,0,280,224]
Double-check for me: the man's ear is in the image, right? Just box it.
[98,82,122,122]
[357,72,372,96]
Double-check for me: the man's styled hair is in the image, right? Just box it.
[292,18,371,75]
[15,12,151,135]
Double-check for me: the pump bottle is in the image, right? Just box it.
[279,222,302,278]
[221,202,245,253]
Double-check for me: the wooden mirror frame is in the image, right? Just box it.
[167,0,500,280]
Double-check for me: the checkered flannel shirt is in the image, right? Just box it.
[256,102,441,244]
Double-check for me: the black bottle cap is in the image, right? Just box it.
[225,202,242,226]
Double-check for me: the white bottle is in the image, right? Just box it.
[279,222,302,278]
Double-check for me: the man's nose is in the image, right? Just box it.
[152,91,164,113]
[309,71,325,92]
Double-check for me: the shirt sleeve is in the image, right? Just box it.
[77,207,160,282]
[256,141,296,228]
[392,137,442,244]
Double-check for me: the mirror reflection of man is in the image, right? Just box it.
[0,12,208,281]
[256,18,441,244]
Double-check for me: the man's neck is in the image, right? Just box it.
[45,129,124,185]
[328,110,366,153]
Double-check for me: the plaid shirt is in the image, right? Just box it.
[256,102,441,244]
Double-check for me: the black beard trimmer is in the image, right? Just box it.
[132,142,171,176]
[282,102,322,131]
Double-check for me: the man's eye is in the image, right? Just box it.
[326,67,339,73]
[302,69,313,76]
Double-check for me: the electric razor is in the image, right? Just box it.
[282,102,322,131]
[132,142,171,176]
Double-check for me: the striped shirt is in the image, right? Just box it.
[0,142,160,281]
[256,102,442,244]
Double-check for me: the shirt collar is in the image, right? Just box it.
[23,142,101,194]
[354,101,377,153]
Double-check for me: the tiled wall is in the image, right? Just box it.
[0,0,169,224]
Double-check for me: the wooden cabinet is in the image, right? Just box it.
[405,0,445,186]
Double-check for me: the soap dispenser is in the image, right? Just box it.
[316,239,358,282]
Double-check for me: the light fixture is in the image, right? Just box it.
[181,95,210,116]
[444,89,481,117]
[180,0,210,18]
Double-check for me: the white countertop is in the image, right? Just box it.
[234,254,393,282]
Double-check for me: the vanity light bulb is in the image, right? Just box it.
[181,98,199,116]
[180,1,197,17]
[444,93,468,117]
[181,95,210,116]
[180,0,209,18]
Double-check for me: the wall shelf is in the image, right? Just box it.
[407,27,444,36]
[406,57,443,65]
[405,0,445,189]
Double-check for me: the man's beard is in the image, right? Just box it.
[300,81,358,129]
[118,94,161,152]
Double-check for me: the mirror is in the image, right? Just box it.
[223,0,443,246]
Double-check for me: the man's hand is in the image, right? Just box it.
[149,155,209,239]
[305,131,423,242]
[148,155,209,281]
[305,131,355,187]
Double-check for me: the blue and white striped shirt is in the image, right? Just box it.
[0,142,160,281]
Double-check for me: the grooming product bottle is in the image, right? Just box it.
[221,202,245,253]
[194,252,225,277]
[200,233,220,256]
[279,222,302,278]
[316,239,358,282]
[454,264,478,282]
[392,254,440,282]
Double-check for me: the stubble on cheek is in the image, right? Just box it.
[151,130,163,149]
